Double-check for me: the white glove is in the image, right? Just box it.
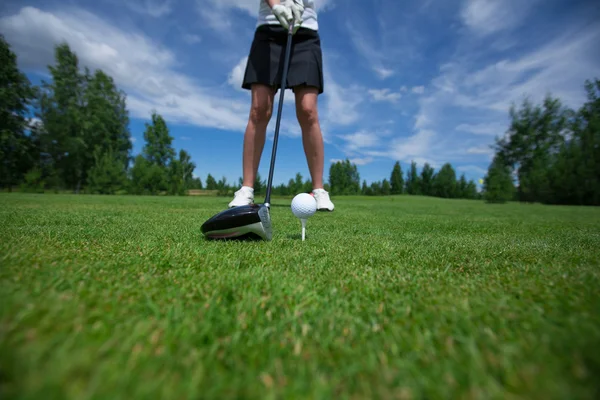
[272,1,303,33]
[286,0,304,32]
[271,4,293,31]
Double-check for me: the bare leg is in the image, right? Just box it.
[242,84,275,187]
[295,86,324,189]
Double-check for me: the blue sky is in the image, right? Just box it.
[1,0,599,188]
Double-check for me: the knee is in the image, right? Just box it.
[297,99,319,126]
[249,99,272,126]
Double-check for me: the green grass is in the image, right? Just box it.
[1,193,600,399]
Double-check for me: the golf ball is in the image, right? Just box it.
[291,193,317,219]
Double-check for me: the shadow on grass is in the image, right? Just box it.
[203,233,309,242]
[202,233,266,242]
[285,233,309,241]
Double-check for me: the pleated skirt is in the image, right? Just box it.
[242,24,324,94]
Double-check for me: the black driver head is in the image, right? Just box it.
[201,204,272,241]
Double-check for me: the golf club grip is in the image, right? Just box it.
[264,21,294,205]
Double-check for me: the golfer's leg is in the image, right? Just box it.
[242,84,275,187]
[295,86,324,189]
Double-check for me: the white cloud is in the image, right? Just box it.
[387,129,437,165]
[109,0,173,18]
[197,7,233,33]
[457,165,487,176]
[374,67,395,79]
[460,0,540,36]
[449,25,599,112]
[227,56,296,108]
[411,86,425,94]
[183,34,201,44]
[466,146,493,155]
[363,129,448,168]
[228,56,248,90]
[201,0,260,19]
[368,88,401,103]
[339,130,379,153]
[456,122,506,136]
[314,0,335,12]
[195,0,261,34]
[349,157,373,166]
[395,21,600,171]
[414,112,430,129]
[0,6,249,131]
[345,20,395,80]
[322,68,363,126]
[330,157,373,166]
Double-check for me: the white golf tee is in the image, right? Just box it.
[301,218,307,241]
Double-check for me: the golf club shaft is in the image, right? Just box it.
[264,21,294,206]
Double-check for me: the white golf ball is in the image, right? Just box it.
[291,193,317,219]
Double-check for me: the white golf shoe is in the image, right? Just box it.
[228,186,254,208]
[312,188,334,211]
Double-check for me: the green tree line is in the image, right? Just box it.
[327,159,480,199]
[483,80,600,205]
[1,36,201,195]
[2,35,598,204]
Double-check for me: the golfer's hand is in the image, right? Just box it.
[287,0,304,33]
[272,4,293,31]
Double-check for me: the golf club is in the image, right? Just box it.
[200,21,295,241]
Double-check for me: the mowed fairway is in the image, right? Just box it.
[1,193,600,399]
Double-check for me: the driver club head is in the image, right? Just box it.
[201,24,293,243]
[201,203,272,241]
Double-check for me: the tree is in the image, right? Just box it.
[381,178,391,195]
[128,111,176,194]
[38,42,88,192]
[188,176,203,190]
[129,154,166,195]
[216,176,230,196]
[420,163,435,196]
[167,149,195,195]
[369,181,382,196]
[293,172,304,194]
[254,171,266,195]
[328,159,360,195]
[432,163,457,198]
[302,178,313,194]
[0,35,35,190]
[466,180,479,200]
[178,150,195,189]
[28,43,132,193]
[142,111,175,168]
[457,174,468,198]
[405,161,420,195]
[361,180,368,195]
[82,68,131,180]
[495,95,569,203]
[87,146,128,194]
[548,79,600,205]
[273,183,288,196]
[205,174,217,190]
[483,155,515,203]
[390,161,404,194]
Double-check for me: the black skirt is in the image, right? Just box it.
[242,24,324,94]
